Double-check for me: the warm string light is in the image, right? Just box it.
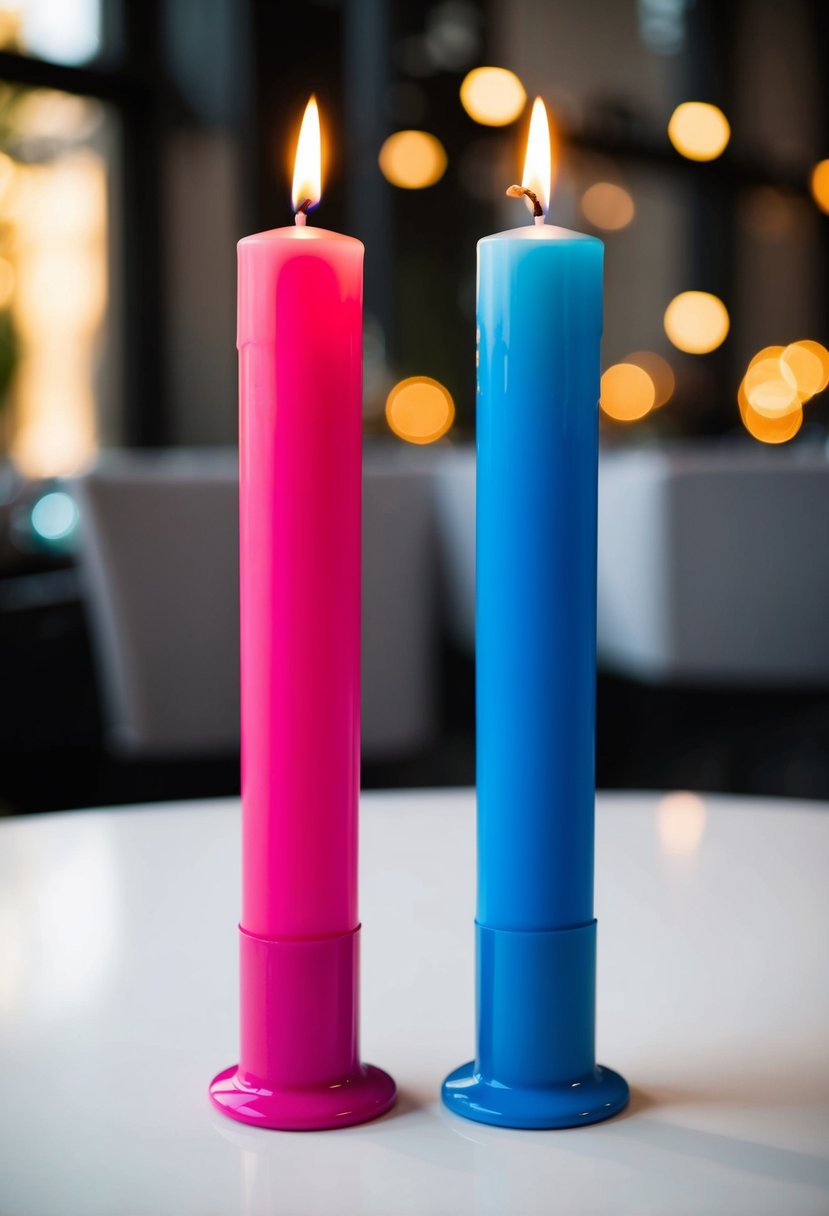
[291,86,828,456]
[738,383,803,445]
[737,340,829,443]
[743,357,798,418]
[600,363,654,422]
[783,341,829,397]
[810,159,829,215]
[581,182,635,231]
[668,102,730,161]
[598,351,674,424]
[664,291,729,354]
[378,130,447,189]
[385,376,455,444]
[460,67,526,126]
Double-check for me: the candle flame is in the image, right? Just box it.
[292,95,322,214]
[521,97,552,216]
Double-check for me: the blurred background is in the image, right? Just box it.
[1,0,828,815]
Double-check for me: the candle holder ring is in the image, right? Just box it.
[210,925,396,1131]
[442,919,628,1129]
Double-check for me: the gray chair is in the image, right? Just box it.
[72,450,240,757]
[598,442,829,686]
[72,445,439,761]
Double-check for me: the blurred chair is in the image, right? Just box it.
[72,446,439,762]
[598,443,829,686]
[72,451,240,757]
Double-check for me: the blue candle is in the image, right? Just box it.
[477,223,602,932]
[443,99,628,1129]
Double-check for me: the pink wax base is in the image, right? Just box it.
[209,925,396,1131]
[209,1063,396,1132]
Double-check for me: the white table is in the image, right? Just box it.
[1,791,828,1215]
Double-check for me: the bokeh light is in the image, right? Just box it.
[30,491,79,541]
[459,66,526,126]
[664,291,729,354]
[667,102,730,162]
[782,340,829,399]
[743,357,799,418]
[656,792,706,857]
[739,380,803,444]
[600,363,655,422]
[580,182,635,231]
[810,159,829,215]
[378,130,447,189]
[739,342,829,431]
[386,376,455,444]
[624,350,675,407]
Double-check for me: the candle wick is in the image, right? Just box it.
[294,198,313,226]
[506,184,544,219]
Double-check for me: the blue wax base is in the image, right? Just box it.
[442,1062,629,1130]
[442,921,628,1130]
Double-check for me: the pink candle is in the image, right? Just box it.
[238,97,362,939]
[210,97,395,1130]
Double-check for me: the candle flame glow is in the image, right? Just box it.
[292,95,322,215]
[521,97,552,216]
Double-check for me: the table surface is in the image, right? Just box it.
[1,790,828,1216]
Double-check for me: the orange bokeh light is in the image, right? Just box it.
[668,102,730,162]
[782,340,829,399]
[810,159,829,215]
[664,291,729,354]
[738,380,803,444]
[378,130,447,189]
[581,182,635,231]
[600,363,655,422]
[385,376,455,444]
[460,67,526,127]
[743,356,799,418]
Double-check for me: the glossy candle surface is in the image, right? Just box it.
[476,223,603,931]
[238,225,363,939]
